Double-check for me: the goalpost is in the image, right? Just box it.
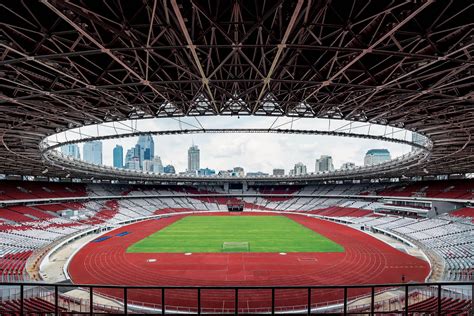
[221,242,250,252]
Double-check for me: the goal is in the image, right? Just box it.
[221,242,250,252]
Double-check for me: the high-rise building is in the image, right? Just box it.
[127,157,141,171]
[113,145,123,168]
[364,149,391,166]
[83,141,102,165]
[187,144,200,172]
[315,155,334,172]
[144,148,151,160]
[233,167,244,177]
[137,135,154,167]
[198,168,215,176]
[124,148,135,169]
[273,168,285,176]
[134,144,141,162]
[61,144,80,159]
[293,162,307,175]
[163,164,176,174]
[152,156,164,174]
[142,159,153,172]
[341,162,356,170]
[124,141,155,171]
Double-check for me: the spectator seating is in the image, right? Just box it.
[346,215,473,281]
[375,180,474,200]
[0,250,32,281]
[0,181,86,200]
[450,208,474,222]
[0,180,472,284]
[0,297,66,314]
[406,296,472,314]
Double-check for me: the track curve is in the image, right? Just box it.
[68,213,430,312]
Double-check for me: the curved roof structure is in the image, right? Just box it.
[0,0,473,180]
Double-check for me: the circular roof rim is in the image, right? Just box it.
[42,148,431,182]
[40,123,432,181]
[42,127,430,153]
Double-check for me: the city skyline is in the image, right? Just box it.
[53,116,412,175]
[58,117,409,175]
[60,138,400,176]
[118,139,405,174]
[61,136,405,175]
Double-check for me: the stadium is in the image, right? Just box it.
[0,0,473,315]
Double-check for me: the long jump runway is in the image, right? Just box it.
[68,213,430,312]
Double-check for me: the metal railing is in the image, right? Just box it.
[0,281,472,315]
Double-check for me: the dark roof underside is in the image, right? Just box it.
[0,0,473,180]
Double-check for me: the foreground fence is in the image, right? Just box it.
[0,281,472,315]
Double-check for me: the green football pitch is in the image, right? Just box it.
[127,215,344,253]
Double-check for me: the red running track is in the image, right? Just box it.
[68,213,430,312]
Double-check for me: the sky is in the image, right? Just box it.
[49,116,413,174]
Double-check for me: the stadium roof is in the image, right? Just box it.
[0,0,473,181]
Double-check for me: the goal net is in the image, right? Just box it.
[222,242,250,252]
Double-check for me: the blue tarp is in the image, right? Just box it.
[116,231,130,237]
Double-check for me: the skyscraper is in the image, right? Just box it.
[128,157,141,171]
[113,145,123,168]
[152,156,164,174]
[61,144,80,159]
[232,166,244,177]
[187,144,200,172]
[124,148,135,169]
[83,141,102,165]
[142,159,153,172]
[134,144,141,163]
[273,168,285,176]
[293,162,307,175]
[144,148,151,160]
[364,149,391,166]
[315,155,334,172]
[137,135,155,167]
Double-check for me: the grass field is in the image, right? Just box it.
[127,215,344,253]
